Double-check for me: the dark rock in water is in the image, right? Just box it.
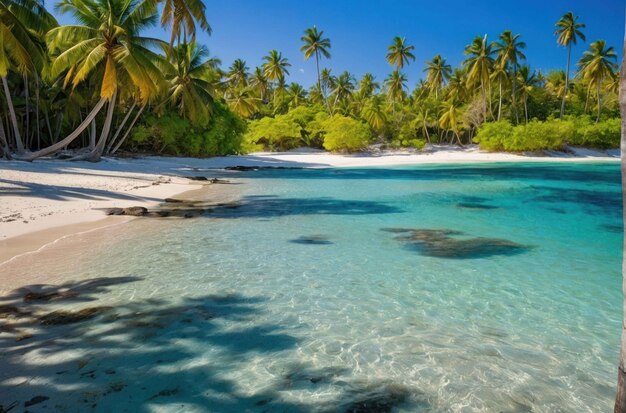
[290,235,332,245]
[225,165,303,171]
[24,396,49,407]
[0,305,22,318]
[105,206,148,216]
[602,224,623,233]
[24,290,77,302]
[105,207,124,216]
[380,228,416,233]
[122,206,148,216]
[255,399,271,406]
[164,198,184,203]
[149,387,180,400]
[385,228,530,259]
[188,176,208,181]
[38,307,112,325]
[456,202,499,210]
[343,387,408,413]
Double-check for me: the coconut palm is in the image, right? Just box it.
[160,0,211,46]
[227,58,249,88]
[446,68,468,102]
[424,54,452,98]
[386,36,416,69]
[358,73,379,98]
[361,95,388,131]
[24,0,166,161]
[262,50,291,82]
[439,100,463,145]
[300,26,331,110]
[491,62,509,120]
[545,70,568,101]
[287,82,307,108]
[494,30,526,122]
[168,41,216,125]
[385,70,408,105]
[555,12,585,117]
[517,65,539,123]
[0,0,56,154]
[226,88,259,118]
[250,67,269,102]
[464,35,495,121]
[331,71,355,107]
[577,40,617,121]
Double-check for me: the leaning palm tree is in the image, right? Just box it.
[0,0,56,154]
[300,26,331,110]
[494,30,526,122]
[424,54,452,98]
[491,61,509,121]
[24,0,166,161]
[577,40,618,122]
[249,67,269,102]
[464,35,495,122]
[226,88,260,118]
[386,36,416,69]
[439,100,463,145]
[160,0,211,46]
[555,11,585,117]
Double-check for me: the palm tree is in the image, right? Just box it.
[361,95,387,131]
[358,73,379,98]
[578,40,617,121]
[439,100,463,145]
[491,62,509,121]
[424,54,452,98]
[287,82,307,108]
[555,12,585,117]
[168,41,216,125]
[262,50,291,82]
[226,88,259,118]
[300,26,331,111]
[545,70,568,102]
[25,0,166,161]
[464,35,495,121]
[160,0,211,46]
[494,30,526,122]
[227,58,249,88]
[447,68,468,102]
[517,65,539,123]
[385,70,408,106]
[331,71,355,108]
[0,0,55,154]
[386,36,415,69]
[250,67,269,102]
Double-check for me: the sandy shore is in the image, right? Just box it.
[0,145,619,264]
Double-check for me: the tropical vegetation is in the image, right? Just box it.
[0,5,620,160]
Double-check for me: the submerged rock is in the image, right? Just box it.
[24,290,77,302]
[105,206,148,216]
[38,306,112,325]
[383,228,530,259]
[24,396,49,407]
[289,235,333,245]
[456,202,499,210]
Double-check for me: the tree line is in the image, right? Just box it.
[0,2,619,159]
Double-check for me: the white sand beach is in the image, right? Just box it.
[0,145,619,264]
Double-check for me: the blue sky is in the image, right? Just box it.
[56,0,624,89]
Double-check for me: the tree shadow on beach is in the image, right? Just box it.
[0,277,426,413]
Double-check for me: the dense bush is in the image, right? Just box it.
[474,116,620,152]
[322,115,372,152]
[244,116,302,151]
[130,103,246,156]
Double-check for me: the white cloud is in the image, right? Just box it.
[298,68,305,74]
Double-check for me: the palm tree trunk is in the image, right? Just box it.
[597,79,602,123]
[481,79,487,122]
[24,74,30,149]
[560,44,571,118]
[87,90,117,162]
[614,39,626,413]
[106,101,137,154]
[18,98,107,161]
[2,76,25,154]
[524,96,529,124]
[0,115,11,159]
[512,63,519,123]
[316,51,332,115]
[89,118,96,150]
[498,79,503,121]
[111,104,145,155]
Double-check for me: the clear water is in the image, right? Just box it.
[0,162,622,412]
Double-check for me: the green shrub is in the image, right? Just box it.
[130,103,246,156]
[322,115,372,152]
[473,120,514,151]
[505,119,568,151]
[244,115,302,151]
[567,116,620,149]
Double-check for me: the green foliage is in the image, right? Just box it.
[245,115,302,151]
[131,103,246,156]
[322,115,372,152]
[474,116,620,151]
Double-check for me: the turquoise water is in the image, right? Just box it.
[0,162,622,412]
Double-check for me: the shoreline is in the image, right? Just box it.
[0,146,620,264]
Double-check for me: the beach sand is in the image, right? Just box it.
[0,145,619,264]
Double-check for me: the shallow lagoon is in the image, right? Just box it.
[0,162,622,412]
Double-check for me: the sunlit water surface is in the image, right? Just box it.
[0,162,622,412]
